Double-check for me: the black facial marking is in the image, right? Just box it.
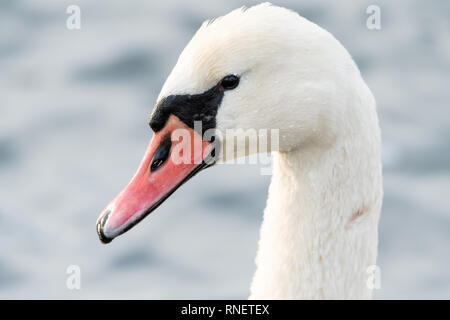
[149,84,224,135]
[150,135,172,172]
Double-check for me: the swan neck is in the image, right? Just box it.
[250,143,381,299]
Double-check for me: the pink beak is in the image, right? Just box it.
[96,115,213,243]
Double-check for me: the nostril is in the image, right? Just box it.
[151,159,164,171]
[150,135,172,172]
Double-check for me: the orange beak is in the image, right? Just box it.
[96,115,213,243]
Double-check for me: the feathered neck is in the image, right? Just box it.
[249,124,382,299]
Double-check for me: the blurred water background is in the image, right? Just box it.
[0,0,449,299]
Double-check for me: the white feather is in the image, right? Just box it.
[159,3,383,299]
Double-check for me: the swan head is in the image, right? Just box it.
[96,3,362,243]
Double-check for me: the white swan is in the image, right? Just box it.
[96,3,382,299]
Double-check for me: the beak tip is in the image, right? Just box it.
[96,210,114,244]
[97,225,113,244]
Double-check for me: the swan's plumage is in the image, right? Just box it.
[98,3,383,299]
[161,3,382,299]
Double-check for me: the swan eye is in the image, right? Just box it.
[220,75,239,90]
